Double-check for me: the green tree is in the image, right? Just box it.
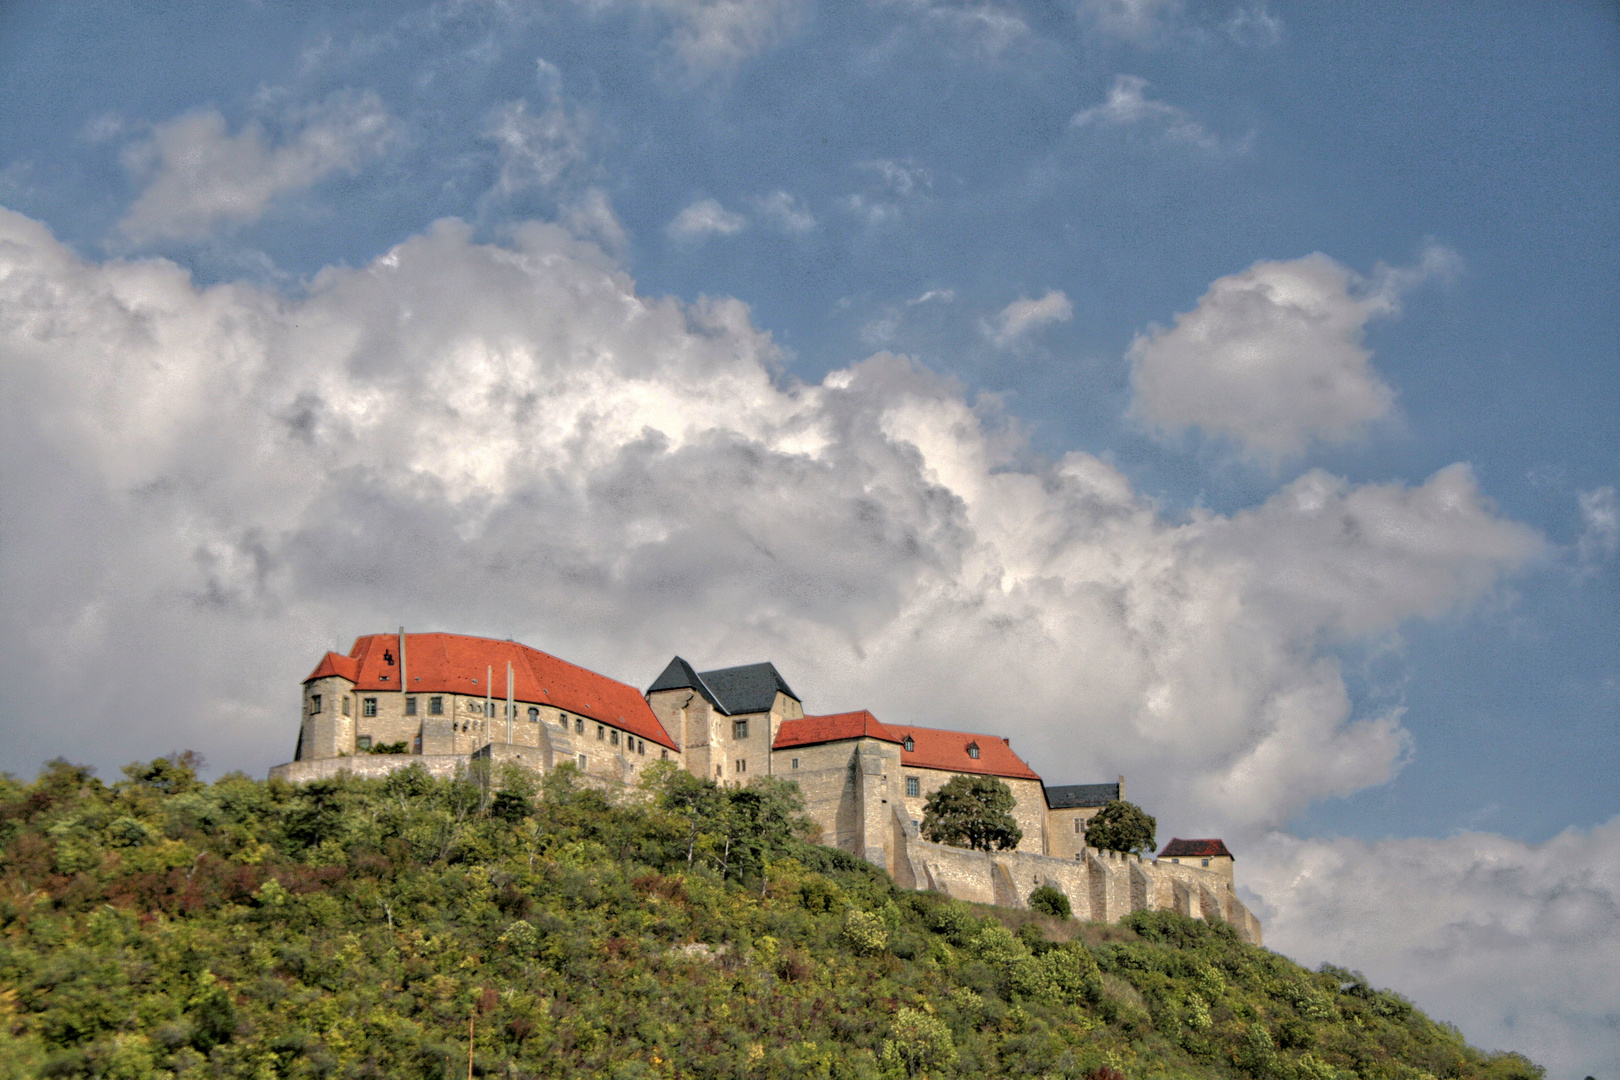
[919,774,1023,852]
[1084,799,1157,855]
[1028,884,1071,919]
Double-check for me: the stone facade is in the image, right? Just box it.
[270,632,1260,943]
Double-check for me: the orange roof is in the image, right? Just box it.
[891,724,1042,782]
[774,711,905,749]
[772,710,1042,783]
[304,633,678,751]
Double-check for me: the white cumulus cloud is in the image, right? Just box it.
[1129,248,1459,460]
[1576,485,1618,565]
[986,289,1073,346]
[667,197,748,239]
[116,90,395,243]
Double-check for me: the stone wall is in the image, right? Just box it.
[894,768,1047,856]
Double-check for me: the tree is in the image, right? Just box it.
[920,774,1023,852]
[1028,884,1071,919]
[1084,799,1156,855]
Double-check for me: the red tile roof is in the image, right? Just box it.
[773,711,1042,782]
[891,724,1042,782]
[774,711,904,749]
[304,633,678,750]
[1159,838,1234,860]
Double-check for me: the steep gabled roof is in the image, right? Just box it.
[774,711,905,750]
[1045,783,1120,809]
[646,656,720,708]
[890,724,1042,782]
[305,651,360,683]
[1159,838,1234,860]
[311,633,678,750]
[695,662,798,715]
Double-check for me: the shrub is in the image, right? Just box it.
[841,909,889,956]
[880,1008,955,1077]
[1028,884,1071,919]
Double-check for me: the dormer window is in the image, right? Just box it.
[967,742,979,759]
[903,736,914,752]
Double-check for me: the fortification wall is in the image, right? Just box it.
[897,822,1261,944]
[270,754,472,784]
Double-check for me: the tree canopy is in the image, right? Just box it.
[1084,799,1158,855]
[920,774,1024,852]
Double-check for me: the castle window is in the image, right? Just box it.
[310,694,322,714]
[363,697,377,717]
[733,719,749,740]
[637,740,645,755]
[575,718,584,734]
[357,736,372,751]
[1202,858,1210,867]
[662,749,669,760]
[716,765,722,777]
[597,725,605,741]
[342,698,351,716]
[413,735,421,753]
[791,758,799,770]
[405,697,417,716]
[610,730,620,746]
[429,696,443,715]
[528,707,539,722]
[1074,819,1081,834]
[903,736,914,752]
[905,776,920,797]
[378,674,389,682]
[577,754,587,771]
[558,712,568,727]
[966,743,979,759]
[735,758,747,773]
[485,702,495,718]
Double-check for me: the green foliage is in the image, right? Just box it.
[1083,799,1157,855]
[1029,884,1071,919]
[919,774,1024,852]
[0,755,1542,1080]
[368,740,410,754]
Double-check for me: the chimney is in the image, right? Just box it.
[485,665,492,747]
[398,627,408,694]
[1118,774,1125,803]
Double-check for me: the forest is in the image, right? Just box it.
[0,754,1545,1080]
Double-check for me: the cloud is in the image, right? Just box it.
[1071,75,1229,152]
[560,187,630,252]
[1577,486,1618,564]
[0,208,1539,836]
[1077,0,1281,47]
[1128,248,1459,460]
[584,0,804,74]
[116,90,395,243]
[1077,0,1182,42]
[667,197,747,239]
[752,190,816,234]
[1248,821,1620,1077]
[985,289,1073,346]
[484,74,589,196]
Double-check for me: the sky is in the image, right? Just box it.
[1,0,1616,1071]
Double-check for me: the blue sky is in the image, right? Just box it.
[2,1,1616,1070]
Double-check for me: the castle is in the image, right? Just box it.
[271,631,1260,943]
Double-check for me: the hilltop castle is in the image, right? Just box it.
[271,631,1260,943]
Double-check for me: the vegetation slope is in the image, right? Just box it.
[0,755,1544,1080]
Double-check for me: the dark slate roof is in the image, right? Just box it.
[697,662,798,715]
[1045,783,1120,809]
[1159,838,1234,860]
[646,656,720,708]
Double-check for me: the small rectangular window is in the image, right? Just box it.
[597,724,605,741]
[735,758,746,773]
[610,730,620,746]
[357,736,372,751]
[1202,858,1210,867]
[733,719,749,740]
[413,735,421,753]
[342,697,351,716]
[528,707,539,722]
[575,718,584,734]
[558,712,568,727]
[363,697,377,717]
[310,694,322,713]
[661,749,669,760]
[405,696,417,716]
[637,740,645,755]
[485,702,495,718]
[577,753,587,771]
[905,776,920,797]
[429,696,443,715]
[1074,819,1081,834]
[791,757,799,770]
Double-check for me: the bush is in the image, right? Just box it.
[841,909,889,956]
[1028,884,1071,919]
[880,1008,955,1077]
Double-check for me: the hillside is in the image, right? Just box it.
[0,756,1544,1080]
